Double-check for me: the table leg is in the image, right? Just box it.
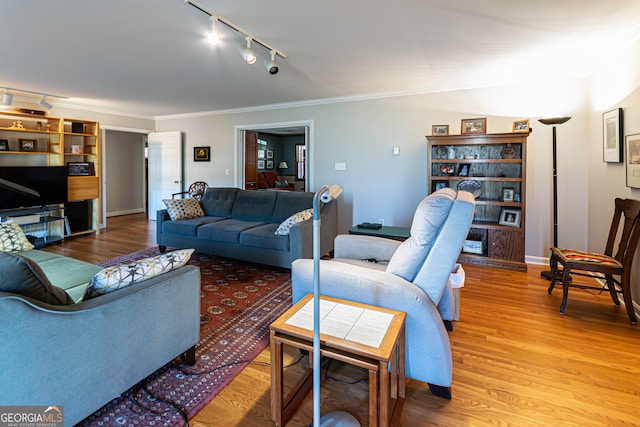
[379,360,389,427]
[369,368,378,427]
[270,332,284,425]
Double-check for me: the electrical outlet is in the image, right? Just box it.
[225,169,230,175]
[379,219,384,225]
[335,162,346,171]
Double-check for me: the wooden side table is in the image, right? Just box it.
[270,294,406,427]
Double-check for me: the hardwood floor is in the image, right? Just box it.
[45,214,640,426]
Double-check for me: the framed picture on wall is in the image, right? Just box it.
[603,108,623,162]
[266,149,274,159]
[266,160,274,169]
[625,133,640,188]
[258,160,265,169]
[258,149,265,159]
[194,146,210,162]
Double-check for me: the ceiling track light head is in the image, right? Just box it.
[37,95,53,110]
[2,89,13,106]
[263,50,279,75]
[207,15,219,45]
[239,36,257,64]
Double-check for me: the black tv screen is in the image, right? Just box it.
[0,166,68,211]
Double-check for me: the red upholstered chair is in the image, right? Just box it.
[548,198,640,324]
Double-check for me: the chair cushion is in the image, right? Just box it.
[386,188,456,281]
[558,249,621,267]
[0,251,73,305]
[163,198,205,221]
[0,221,34,252]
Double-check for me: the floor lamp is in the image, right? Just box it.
[538,117,572,281]
[312,185,360,427]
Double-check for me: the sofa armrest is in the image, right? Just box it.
[289,199,338,260]
[0,265,201,425]
[156,209,171,244]
[291,258,452,387]
[334,234,401,263]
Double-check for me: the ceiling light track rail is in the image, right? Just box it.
[1,86,68,110]
[185,0,287,60]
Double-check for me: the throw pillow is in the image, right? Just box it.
[275,208,314,236]
[386,188,455,281]
[163,198,205,221]
[84,248,194,299]
[0,221,34,252]
[0,251,74,305]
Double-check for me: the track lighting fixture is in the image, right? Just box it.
[207,16,219,45]
[185,0,286,73]
[37,95,53,110]
[2,89,13,106]
[239,37,257,64]
[264,51,278,75]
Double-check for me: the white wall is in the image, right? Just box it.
[105,130,146,216]
[155,79,593,263]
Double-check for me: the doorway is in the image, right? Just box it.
[236,120,312,191]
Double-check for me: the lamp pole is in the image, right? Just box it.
[538,117,571,281]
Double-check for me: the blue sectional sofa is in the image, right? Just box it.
[156,187,339,268]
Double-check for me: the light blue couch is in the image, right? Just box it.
[157,187,338,268]
[0,250,201,426]
[291,189,475,398]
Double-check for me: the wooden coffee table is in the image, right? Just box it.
[270,294,406,427]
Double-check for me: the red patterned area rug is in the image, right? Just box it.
[78,247,292,426]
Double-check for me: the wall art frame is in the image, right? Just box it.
[194,146,210,162]
[603,107,623,163]
[625,133,640,188]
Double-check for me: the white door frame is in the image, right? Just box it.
[234,119,314,191]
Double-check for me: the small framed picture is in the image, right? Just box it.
[19,139,36,152]
[71,145,83,154]
[625,133,640,188]
[258,149,265,159]
[432,124,449,135]
[502,188,515,202]
[457,163,471,176]
[266,149,274,159]
[499,208,521,227]
[266,160,274,169]
[463,239,483,255]
[439,164,455,176]
[433,180,448,192]
[603,108,623,163]
[258,160,265,169]
[0,139,8,151]
[67,162,94,176]
[194,146,210,162]
[461,118,487,134]
[512,119,530,133]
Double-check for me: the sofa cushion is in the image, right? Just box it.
[197,219,266,243]
[240,224,290,251]
[162,216,226,237]
[163,198,205,221]
[0,251,73,305]
[231,191,277,222]
[84,248,194,299]
[271,192,314,223]
[275,208,314,236]
[386,188,455,281]
[200,187,239,217]
[0,221,34,252]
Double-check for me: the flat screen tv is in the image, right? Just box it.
[0,166,68,211]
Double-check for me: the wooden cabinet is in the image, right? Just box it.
[426,132,529,271]
[0,111,100,239]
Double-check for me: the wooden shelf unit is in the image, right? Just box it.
[426,132,530,271]
[0,111,100,238]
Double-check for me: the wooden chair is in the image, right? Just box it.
[171,181,208,200]
[549,198,640,324]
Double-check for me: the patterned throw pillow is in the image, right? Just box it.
[163,198,205,221]
[275,208,314,236]
[84,248,194,299]
[0,221,34,252]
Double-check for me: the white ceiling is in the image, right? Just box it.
[2,0,640,118]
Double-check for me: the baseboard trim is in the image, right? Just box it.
[106,208,145,217]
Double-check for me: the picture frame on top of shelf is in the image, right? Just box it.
[0,139,8,151]
[194,146,210,162]
[432,124,449,135]
[603,108,623,162]
[502,188,515,202]
[19,139,36,152]
[463,239,483,255]
[625,133,640,188]
[71,145,83,154]
[499,208,521,227]
[457,163,471,177]
[439,164,455,176]
[512,119,530,133]
[67,162,94,176]
[461,118,487,134]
